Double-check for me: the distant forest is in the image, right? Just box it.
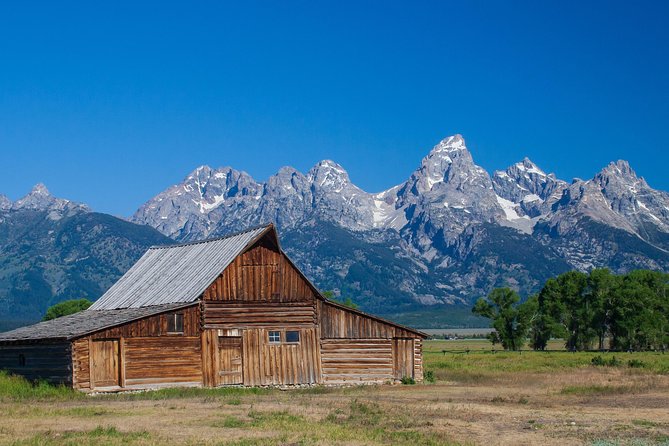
[473,269,669,352]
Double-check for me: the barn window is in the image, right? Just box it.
[18,354,26,367]
[167,313,184,333]
[285,331,300,343]
[268,331,281,343]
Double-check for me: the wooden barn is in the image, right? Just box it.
[0,224,425,391]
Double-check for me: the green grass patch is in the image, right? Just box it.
[559,384,643,395]
[422,340,669,382]
[10,426,152,446]
[0,371,82,402]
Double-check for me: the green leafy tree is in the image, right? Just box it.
[43,298,92,321]
[472,288,533,351]
[322,290,359,310]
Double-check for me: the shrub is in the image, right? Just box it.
[400,376,416,385]
[627,359,645,368]
[591,355,621,367]
[423,370,435,383]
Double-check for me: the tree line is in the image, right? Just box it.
[472,269,669,351]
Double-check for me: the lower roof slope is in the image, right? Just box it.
[0,303,193,342]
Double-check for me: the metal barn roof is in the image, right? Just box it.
[89,224,272,310]
[0,303,194,342]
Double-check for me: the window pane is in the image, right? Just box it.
[285,331,300,343]
[268,331,281,343]
[168,313,184,333]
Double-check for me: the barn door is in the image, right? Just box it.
[91,339,121,388]
[392,338,414,381]
[218,336,243,385]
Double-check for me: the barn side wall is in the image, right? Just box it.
[72,305,202,391]
[318,301,423,384]
[0,342,72,385]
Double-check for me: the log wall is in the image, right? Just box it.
[72,305,202,391]
[123,337,202,387]
[414,339,423,381]
[320,339,393,384]
[203,301,316,328]
[0,342,72,385]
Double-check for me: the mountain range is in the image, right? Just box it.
[2,135,669,328]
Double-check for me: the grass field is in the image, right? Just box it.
[0,340,668,445]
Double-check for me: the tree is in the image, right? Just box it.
[43,299,92,321]
[322,290,359,310]
[472,288,533,351]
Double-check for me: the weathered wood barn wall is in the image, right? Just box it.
[0,224,426,392]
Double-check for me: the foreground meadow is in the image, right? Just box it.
[0,340,668,446]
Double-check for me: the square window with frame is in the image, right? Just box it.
[268,331,281,343]
[167,313,184,333]
[285,331,300,343]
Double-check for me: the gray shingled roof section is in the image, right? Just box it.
[90,225,270,310]
[0,303,195,342]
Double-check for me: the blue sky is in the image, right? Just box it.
[1,1,668,216]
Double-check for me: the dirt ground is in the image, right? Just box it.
[1,366,668,445]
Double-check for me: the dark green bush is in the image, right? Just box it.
[400,376,416,385]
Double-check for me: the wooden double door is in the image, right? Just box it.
[218,336,243,385]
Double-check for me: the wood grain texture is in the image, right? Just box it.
[124,337,202,386]
[320,339,393,384]
[0,343,72,385]
[90,305,200,339]
[203,301,316,328]
[72,338,90,390]
[392,338,414,381]
[414,339,423,381]
[203,239,317,303]
[318,301,418,339]
[241,327,321,386]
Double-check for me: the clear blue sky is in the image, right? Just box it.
[1,1,668,216]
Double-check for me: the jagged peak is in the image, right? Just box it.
[430,134,466,155]
[310,159,347,172]
[0,194,12,210]
[510,157,546,177]
[600,160,635,178]
[28,183,52,196]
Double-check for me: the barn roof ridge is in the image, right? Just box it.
[149,222,275,250]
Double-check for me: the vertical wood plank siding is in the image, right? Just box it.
[0,343,72,385]
[90,305,200,339]
[318,301,417,339]
[241,327,321,386]
[203,242,317,302]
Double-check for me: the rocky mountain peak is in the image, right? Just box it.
[7,183,90,215]
[0,194,13,210]
[308,160,351,193]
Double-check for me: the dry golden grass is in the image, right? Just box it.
[0,340,668,445]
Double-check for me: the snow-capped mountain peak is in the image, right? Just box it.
[8,183,89,216]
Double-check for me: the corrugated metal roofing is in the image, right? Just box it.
[90,224,271,310]
[0,303,195,342]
